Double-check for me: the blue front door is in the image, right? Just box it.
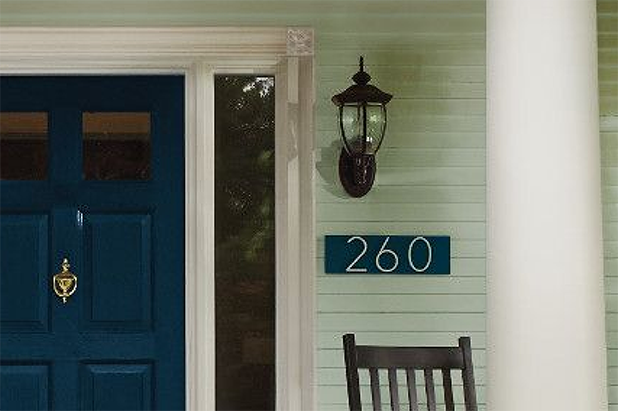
[0,76,185,410]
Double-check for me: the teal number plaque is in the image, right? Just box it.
[325,235,450,274]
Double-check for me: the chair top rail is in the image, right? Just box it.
[355,346,465,370]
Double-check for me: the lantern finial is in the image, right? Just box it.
[352,56,371,86]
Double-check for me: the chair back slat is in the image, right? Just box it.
[387,368,400,411]
[442,369,454,411]
[369,368,382,411]
[424,369,437,411]
[460,337,478,411]
[405,369,418,411]
[343,334,478,411]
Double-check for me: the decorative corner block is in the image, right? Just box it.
[287,28,314,56]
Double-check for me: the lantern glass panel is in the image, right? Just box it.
[340,103,386,155]
[365,104,386,154]
[340,104,362,154]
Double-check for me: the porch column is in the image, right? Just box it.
[486,0,607,410]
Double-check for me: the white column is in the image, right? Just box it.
[486,0,607,410]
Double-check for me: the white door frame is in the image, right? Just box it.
[0,27,316,411]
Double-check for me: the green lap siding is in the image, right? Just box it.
[600,0,618,408]
[0,0,615,408]
[314,6,487,409]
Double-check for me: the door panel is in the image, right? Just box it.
[80,363,153,410]
[82,213,152,331]
[0,364,50,410]
[0,76,185,410]
[0,214,49,332]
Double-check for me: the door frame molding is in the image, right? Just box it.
[0,27,316,411]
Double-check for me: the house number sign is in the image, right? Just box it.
[325,235,450,274]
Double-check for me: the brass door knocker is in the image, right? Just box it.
[53,258,77,303]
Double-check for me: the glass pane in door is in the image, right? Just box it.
[215,75,276,411]
[82,112,151,180]
[0,112,48,180]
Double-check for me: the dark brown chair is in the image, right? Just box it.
[343,334,477,411]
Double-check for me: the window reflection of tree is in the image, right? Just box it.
[215,76,276,411]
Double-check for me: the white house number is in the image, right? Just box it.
[345,236,433,273]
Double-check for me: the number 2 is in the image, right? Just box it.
[346,236,368,273]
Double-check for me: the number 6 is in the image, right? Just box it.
[376,237,399,273]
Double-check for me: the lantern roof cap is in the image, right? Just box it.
[331,56,393,107]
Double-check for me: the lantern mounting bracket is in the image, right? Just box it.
[339,151,376,198]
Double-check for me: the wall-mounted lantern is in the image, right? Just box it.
[332,57,393,197]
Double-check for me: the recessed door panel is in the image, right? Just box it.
[0,214,49,332]
[82,213,152,331]
[80,363,153,410]
[0,364,49,410]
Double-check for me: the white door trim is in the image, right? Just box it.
[0,27,316,411]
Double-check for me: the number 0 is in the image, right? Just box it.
[408,236,432,272]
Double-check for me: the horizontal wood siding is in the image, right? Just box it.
[0,0,615,408]
[313,5,486,410]
[600,0,618,409]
